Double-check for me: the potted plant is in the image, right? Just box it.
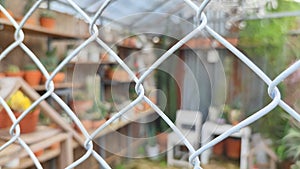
[24,63,42,86]
[0,0,14,20]
[41,48,65,84]
[5,64,24,78]
[226,97,243,125]
[0,90,40,133]
[39,9,56,29]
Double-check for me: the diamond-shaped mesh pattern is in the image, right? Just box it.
[0,0,300,169]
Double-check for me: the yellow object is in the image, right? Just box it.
[7,90,32,112]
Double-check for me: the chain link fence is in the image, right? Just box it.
[1,0,300,169]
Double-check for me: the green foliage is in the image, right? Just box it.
[147,126,157,146]
[115,164,125,169]
[283,118,300,161]
[86,101,110,120]
[239,1,300,160]
[24,63,37,70]
[239,0,300,77]
[41,48,59,72]
[40,9,55,18]
[240,1,300,47]
[23,0,35,15]
[251,107,290,160]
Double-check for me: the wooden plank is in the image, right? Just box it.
[58,133,73,168]
[0,133,68,166]
[0,141,21,159]
[92,109,156,139]
[13,149,60,169]
[0,18,89,39]
[0,126,61,144]
[32,82,83,91]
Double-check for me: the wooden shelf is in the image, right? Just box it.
[32,82,83,91]
[12,149,60,169]
[103,79,133,85]
[0,18,88,39]
[0,126,71,168]
[68,61,118,65]
[91,109,156,139]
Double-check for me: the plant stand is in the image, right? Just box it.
[201,121,251,169]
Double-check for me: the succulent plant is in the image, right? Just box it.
[40,9,55,18]
[7,65,20,72]
[7,90,32,112]
[24,63,38,70]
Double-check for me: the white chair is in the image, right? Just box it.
[167,110,202,168]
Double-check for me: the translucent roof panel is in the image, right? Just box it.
[50,0,242,37]
[51,0,192,27]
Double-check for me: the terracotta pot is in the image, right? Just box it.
[0,10,14,20]
[213,140,225,156]
[5,71,25,78]
[53,72,65,83]
[17,17,37,26]
[39,17,55,29]
[34,149,44,157]
[81,120,93,130]
[0,108,40,133]
[0,73,5,78]
[92,119,106,129]
[225,137,241,159]
[42,72,65,84]
[24,70,42,86]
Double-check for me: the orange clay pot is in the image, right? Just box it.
[24,70,42,86]
[5,71,25,78]
[42,72,65,84]
[16,17,37,26]
[39,17,55,29]
[225,137,241,159]
[0,108,40,133]
[0,73,5,78]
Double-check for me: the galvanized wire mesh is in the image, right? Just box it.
[1,0,300,169]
